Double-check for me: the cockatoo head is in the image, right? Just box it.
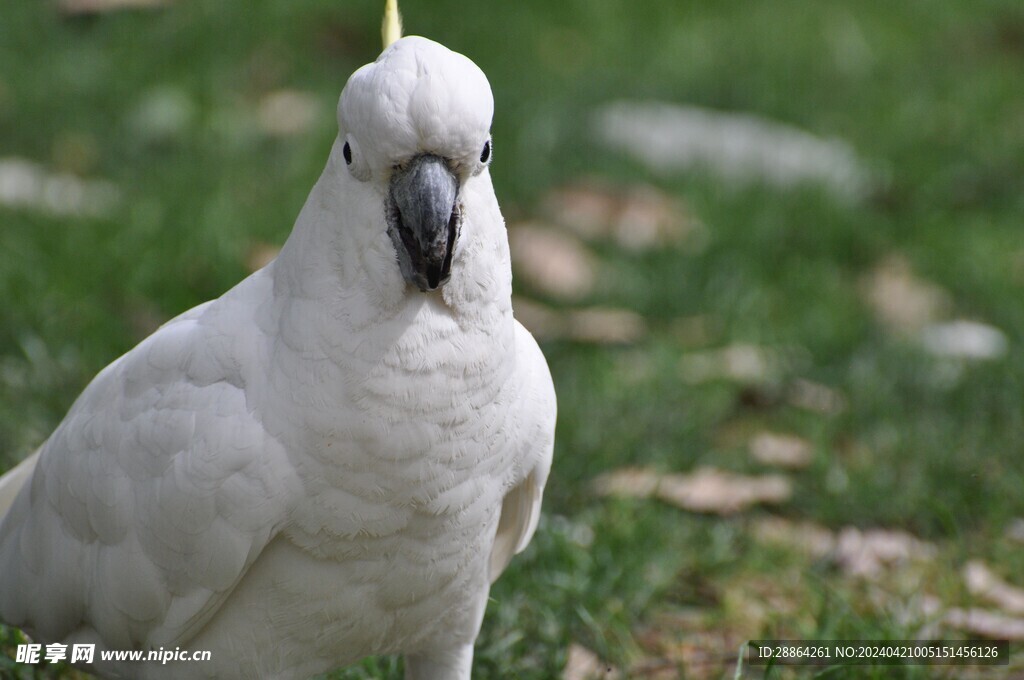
[337,36,495,292]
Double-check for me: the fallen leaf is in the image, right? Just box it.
[563,644,620,680]
[257,89,321,137]
[546,516,597,553]
[918,594,945,619]
[508,223,597,300]
[748,432,814,469]
[593,101,871,202]
[963,560,1024,615]
[512,296,564,340]
[594,467,791,515]
[542,180,706,252]
[860,255,949,334]
[0,157,119,218]
[919,320,1008,361]
[512,297,645,345]
[567,307,646,344]
[679,344,777,385]
[754,521,940,582]
[591,468,660,499]
[1006,518,1024,545]
[942,608,1024,640]
[59,0,168,15]
[787,379,847,415]
[749,517,835,558]
[834,527,937,579]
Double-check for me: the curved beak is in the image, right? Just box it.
[386,154,460,292]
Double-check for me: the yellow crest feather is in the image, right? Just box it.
[382,0,403,49]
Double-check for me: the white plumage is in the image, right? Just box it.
[0,35,555,680]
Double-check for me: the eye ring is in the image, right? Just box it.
[480,140,491,164]
[342,135,371,181]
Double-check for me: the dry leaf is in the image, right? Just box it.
[567,307,646,344]
[512,296,565,341]
[542,180,706,252]
[787,379,847,415]
[963,560,1024,615]
[657,468,792,515]
[563,644,620,680]
[920,320,1008,361]
[861,255,949,334]
[918,594,945,619]
[512,297,645,345]
[59,0,168,15]
[749,517,835,558]
[834,527,937,579]
[595,467,791,515]
[258,90,321,137]
[942,608,1024,640]
[1006,518,1024,545]
[593,101,871,202]
[755,521,939,581]
[0,157,119,218]
[508,223,597,300]
[748,432,813,469]
[245,242,281,273]
[591,468,660,499]
[679,344,777,385]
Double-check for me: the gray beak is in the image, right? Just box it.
[386,154,460,292]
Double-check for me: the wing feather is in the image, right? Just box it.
[489,321,555,582]
[0,283,296,650]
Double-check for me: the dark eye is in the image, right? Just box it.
[343,141,352,165]
[480,140,491,164]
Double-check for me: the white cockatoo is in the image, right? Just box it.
[0,8,556,679]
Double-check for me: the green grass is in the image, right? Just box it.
[2,0,1024,678]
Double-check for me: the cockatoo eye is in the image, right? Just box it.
[479,140,491,164]
[342,134,371,182]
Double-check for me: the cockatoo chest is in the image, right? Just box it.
[246,306,517,657]
[270,300,516,616]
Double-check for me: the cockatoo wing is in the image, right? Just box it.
[0,275,295,651]
[489,321,556,582]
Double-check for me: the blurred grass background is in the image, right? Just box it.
[1,0,1023,678]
